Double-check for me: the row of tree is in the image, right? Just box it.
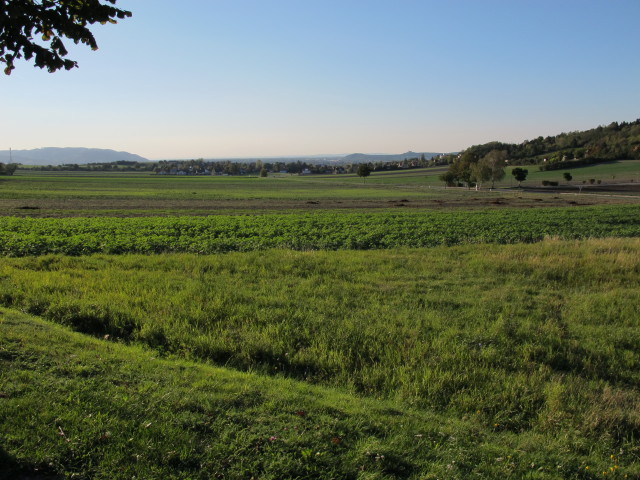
[153,156,445,175]
[23,154,449,175]
[439,149,508,188]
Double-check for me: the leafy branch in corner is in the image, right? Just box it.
[0,0,131,75]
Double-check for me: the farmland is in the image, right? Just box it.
[1,205,640,256]
[1,167,640,479]
[2,160,639,217]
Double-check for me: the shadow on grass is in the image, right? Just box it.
[0,445,62,480]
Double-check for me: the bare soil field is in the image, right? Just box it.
[523,182,640,195]
[2,190,636,217]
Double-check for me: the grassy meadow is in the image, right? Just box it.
[1,166,640,478]
[4,307,635,480]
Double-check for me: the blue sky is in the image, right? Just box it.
[2,0,639,160]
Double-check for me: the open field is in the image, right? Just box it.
[528,160,640,184]
[1,165,640,478]
[2,161,639,216]
[2,238,640,478]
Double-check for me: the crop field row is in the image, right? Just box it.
[1,205,639,256]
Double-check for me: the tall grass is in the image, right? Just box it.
[4,309,636,479]
[1,238,638,443]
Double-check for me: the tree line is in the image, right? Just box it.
[153,154,445,175]
[21,154,448,175]
[439,119,640,187]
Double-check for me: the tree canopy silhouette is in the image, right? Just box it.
[0,0,131,75]
[357,163,371,183]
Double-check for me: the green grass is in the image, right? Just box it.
[0,171,457,215]
[1,239,639,446]
[524,160,640,183]
[2,307,638,479]
[2,165,640,478]
[1,171,431,201]
[3,166,639,216]
[298,168,448,186]
[4,160,640,200]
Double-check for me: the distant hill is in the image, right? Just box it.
[458,119,640,165]
[0,147,149,165]
[341,151,442,163]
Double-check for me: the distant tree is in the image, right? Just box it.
[473,150,507,189]
[563,172,572,183]
[357,163,371,183]
[259,168,268,178]
[1,0,131,75]
[484,150,507,188]
[439,170,456,187]
[472,159,492,190]
[0,163,18,175]
[511,167,528,187]
[449,157,473,189]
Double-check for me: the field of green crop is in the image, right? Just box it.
[1,204,640,256]
[1,168,639,478]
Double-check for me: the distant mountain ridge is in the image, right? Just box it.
[0,148,448,166]
[0,147,149,165]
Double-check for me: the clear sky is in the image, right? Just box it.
[2,0,639,160]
